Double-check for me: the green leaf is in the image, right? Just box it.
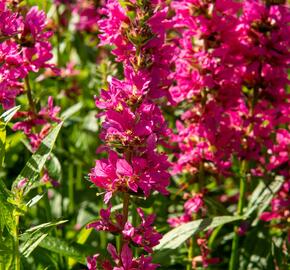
[0,232,14,269]
[20,232,48,258]
[19,220,68,258]
[155,215,243,251]
[0,106,21,166]
[61,102,82,120]
[26,194,44,208]
[12,122,63,194]
[0,180,15,235]
[0,106,21,124]
[45,153,62,181]
[245,176,284,225]
[23,220,68,233]
[37,236,87,264]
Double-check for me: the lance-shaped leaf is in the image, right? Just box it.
[0,106,21,166]
[19,220,68,257]
[155,215,243,251]
[0,180,15,235]
[61,102,82,120]
[245,176,284,225]
[37,236,88,264]
[12,122,63,195]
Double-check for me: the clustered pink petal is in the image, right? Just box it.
[1,2,60,151]
[170,0,290,178]
[88,243,159,270]
[12,96,60,151]
[167,0,289,265]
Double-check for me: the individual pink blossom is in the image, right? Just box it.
[0,8,23,37]
[87,254,99,270]
[106,243,159,270]
[184,194,204,215]
[17,178,28,189]
[87,205,124,234]
[89,150,170,202]
[13,97,61,151]
[123,208,162,253]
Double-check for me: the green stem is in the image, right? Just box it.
[229,160,247,270]
[186,238,194,270]
[120,192,130,248]
[198,161,205,191]
[25,76,36,114]
[122,192,130,225]
[68,164,74,214]
[131,201,138,257]
[14,214,20,270]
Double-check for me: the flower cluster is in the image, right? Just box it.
[0,1,59,150]
[88,243,158,270]
[168,193,204,228]
[13,96,60,151]
[168,0,289,267]
[55,0,100,34]
[170,0,289,176]
[87,0,174,268]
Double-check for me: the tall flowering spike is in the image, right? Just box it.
[169,0,290,177]
[89,0,173,199]
[0,1,60,151]
[168,0,289,266]
[87,0,175,267]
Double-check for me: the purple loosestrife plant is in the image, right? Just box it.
[87,0,174,268]
[0,1,60,151]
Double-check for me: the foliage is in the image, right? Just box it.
[0,0,289,270]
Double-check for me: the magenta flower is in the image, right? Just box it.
[106,243,159,270]
[0,9,23,37]
[21,6,52,44]
[13,97,60,151]
[89,150,170,202]
[184,194,204,215]
[123,208,162,253]
[87,205,124,234]
[87,254,99,270]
